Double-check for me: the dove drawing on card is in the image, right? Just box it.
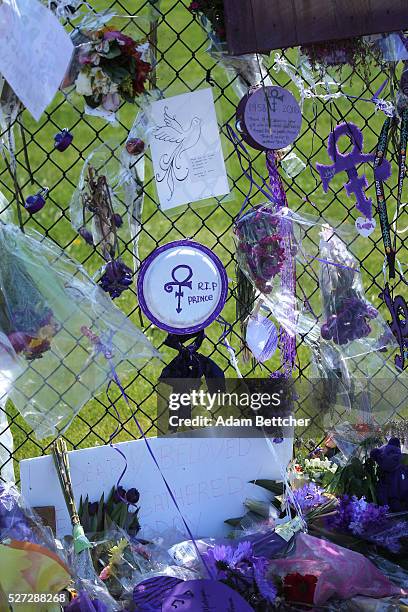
[153,106,202,198]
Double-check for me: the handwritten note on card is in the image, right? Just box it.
[0,0,73,120]
[150,89,230,210]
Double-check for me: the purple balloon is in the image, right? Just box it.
[162,579,253,612]
[133,576,183,610]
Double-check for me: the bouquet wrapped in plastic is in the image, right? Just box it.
[235,206,395,354]
[319,227,385,349]
[70,141,137,298]
[62,12,151,119]
[0,223,159,438]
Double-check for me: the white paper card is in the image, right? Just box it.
[0,0,74,120]
[20,432,292,539]
[150,89,230,210]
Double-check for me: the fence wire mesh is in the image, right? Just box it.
[0,0,406,482]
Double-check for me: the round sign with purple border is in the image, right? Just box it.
[137,240,228,335]
[162,579,253,612]
[237,86,302,151]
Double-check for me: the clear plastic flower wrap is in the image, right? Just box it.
[0,481,60,549]
[0,481,72,601]
[70,140,138,298]
[61,11,151,120]
[234,205,396,355]
[70,140,131,247]
[0,223,159,438]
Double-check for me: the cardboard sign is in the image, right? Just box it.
[20,433,293,539]
[150,89,230,210]
[223,0,408,56]
[137,240,228,334]
[0,0,73,120]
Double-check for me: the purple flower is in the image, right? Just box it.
[99,259,133,299]
[112,213,123,228]
[327,495,388,536]
[202,541,276,606]
[321,297,378,344]
[88,501,99,516]
[78,227,94,246]
[113,486,127,504]
[126,488,140,505]
[126,138,145,156]
[25,191,47,214]
[65,591,108,611]
[292,483,326,514]
[54,129,73,152]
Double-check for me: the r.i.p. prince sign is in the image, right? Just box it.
[137,240,228,335]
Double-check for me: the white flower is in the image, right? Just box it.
[75,70,93,96]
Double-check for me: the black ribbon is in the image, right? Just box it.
[159,331,225,391]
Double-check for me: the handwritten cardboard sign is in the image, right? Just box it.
[0,0,73,120]
[20,433,293,539]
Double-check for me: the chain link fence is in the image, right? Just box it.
[0,0,406,482]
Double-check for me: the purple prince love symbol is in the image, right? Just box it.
[316,123,391,219]
[164,264,193,313]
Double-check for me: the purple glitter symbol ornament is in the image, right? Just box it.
[316,123,391,221]
[24,188,49,214]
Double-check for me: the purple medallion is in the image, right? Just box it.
[237,86,302,151]
[137,240,228,335]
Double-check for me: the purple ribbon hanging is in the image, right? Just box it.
[81,326,214,579]
[265,152,296,375]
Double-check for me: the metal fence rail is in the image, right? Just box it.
[0,0,406,482]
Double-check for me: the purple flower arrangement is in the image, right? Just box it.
[203,540,277,610]
[235,205,285,294]
[321,297,378,345]
[327,496,388,536]
[292,482,327,514]
[78,485,140,536]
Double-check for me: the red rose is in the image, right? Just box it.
[283,573,318,605]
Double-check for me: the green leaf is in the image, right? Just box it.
[249,479,283,495]
[103,65,131,84]
[224,516,244,527]
[96,493,105,532]
[103,45,122,59]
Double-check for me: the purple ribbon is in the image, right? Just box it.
[81,326,214,579]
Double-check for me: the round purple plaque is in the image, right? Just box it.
[162,579,253,612]
[137,240,228,335]
[237,85,302,151]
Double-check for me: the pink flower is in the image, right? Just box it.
[99,565,111,581]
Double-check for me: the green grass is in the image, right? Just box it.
[0,0,406,478]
